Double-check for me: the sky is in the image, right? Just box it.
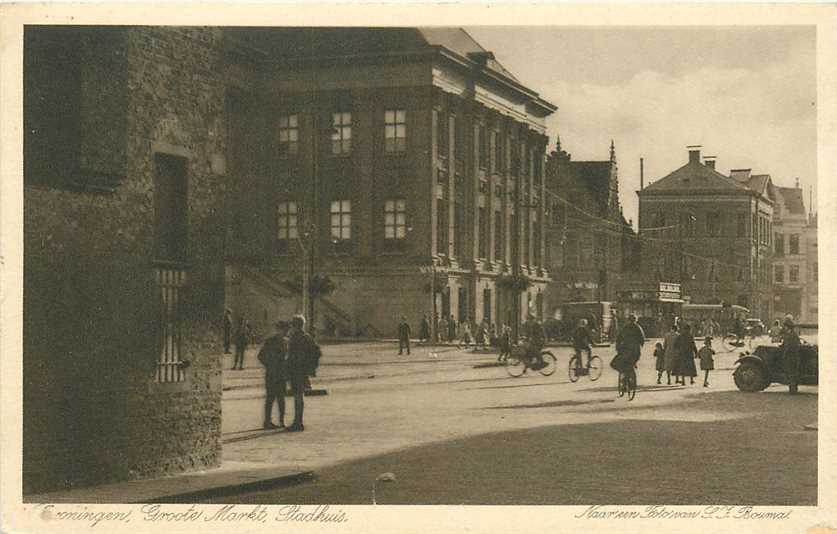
[466,26,818,227]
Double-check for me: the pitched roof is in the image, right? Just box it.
[746,174,772,197]
[642,161,749,193]
[776,186,806,215]
[417,28,520,83]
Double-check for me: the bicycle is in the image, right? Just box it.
[505,346,557,378]
[568,353,603,383]
[617,367,637,401]
[722,328,754,352]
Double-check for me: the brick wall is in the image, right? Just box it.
[23,27,227,494]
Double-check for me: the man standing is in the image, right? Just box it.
[286,315,321,431]
[223,309,233,354]
[258,320,289,429]
[398,316,412,355]
[781,315,801,395]
[419,314,430,343]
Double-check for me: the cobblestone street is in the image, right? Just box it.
[212,339,817,504]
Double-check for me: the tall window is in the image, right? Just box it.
[453,201,464,258]
[790,264,799,283]
[383,199,406,240]
[706,211,720,237]
[436,198,447,255]
[680,212,695,237]
[478,125,488,169]
[436,110,448,159]
[478,207,488,259]
[384,109,406,154]
[774,264,784,283]
[494,210,503,260]
[154,153,188,263]
[278,114,299,158]
[789,234,800,255]
[276,201,298,251]
[330,200,352,241]
[454,115,465,164]
[775,233,785,256]
[533,221,542,266]
[483,288,492,323]
[737,213,746,237]
[494,131,503,173]
[331,112,352,155]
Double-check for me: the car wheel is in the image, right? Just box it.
[734,361,767,392]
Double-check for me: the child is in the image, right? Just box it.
[654,342,666,384]
[698,336,715,387]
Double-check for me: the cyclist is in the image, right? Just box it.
[616,314,645,387]
[572,318,594,370]
[522,314,547,369]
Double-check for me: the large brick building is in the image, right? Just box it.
[223,28,556,338]
[24,27,227,494]
[636,147,774,320]
[543,139,637,315]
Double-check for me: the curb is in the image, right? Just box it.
[143,471,316,503]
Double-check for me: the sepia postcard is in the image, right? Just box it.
[1,3,836,534]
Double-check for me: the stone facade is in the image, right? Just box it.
[544,139,637,317]
[222,28,556,338]
[636,148,774,320]
[23,26,226,494]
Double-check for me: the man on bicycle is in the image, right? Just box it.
[616,314,645,384]
[523,314,546,369]
[573,318,594,370]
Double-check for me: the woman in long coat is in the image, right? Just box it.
[673,322,698,385]
[662,323,679,385]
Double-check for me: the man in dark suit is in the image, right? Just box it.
[223,309,233,354]
[258,320,290,429]
[398,316,411,355]
[286,315,321,432]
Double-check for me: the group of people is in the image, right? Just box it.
[404,313,511,351]
[654,322,715,387]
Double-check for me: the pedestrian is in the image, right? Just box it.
[780,315,801,394]
[498,324,512,362]
[475,320,488,351]
[233,316,251,370]
[460,320,472,348]
[654,342,666,384]
[488,323,498,347]
[397,316,411,355]
[223,308,233,354]
[609,309,619,342]
[285,315,321,431]
[448,314,457,344]
[673,322,698,385]
[769,319,782,341]
[419,314,430,343]
[438,316,449,342]
[258,320,290,429]
[698,336,715,387]
[662,323,679,385]
[615,314,645,374]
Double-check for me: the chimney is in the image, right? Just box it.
[704,156,717,170]
[796,177,800,189]
[640,157,644,190]
[687,145,702,165]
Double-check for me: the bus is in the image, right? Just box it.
[681,303,749,336]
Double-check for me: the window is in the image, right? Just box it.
[458,287,468,323]
[331,112,352,155]
[533,151,542,185]
[278,114,299,158]
[154,153,188,263]
[478,207,488,259]
[383,199,406,240]
[276,201,299,251]
[494,211,503,260]
[330,200,352,241]
[494,131,503,173]
[510,137,520,175]
[775,233,784,256]
[453,201,464,258]
[789,234,800,255]
[454,115,465,164]
[483,288,492,323]
[384,109,406,154]
[706,211,720,237]
[737,213,746,237]
[789,264,799,283]
[680,212,695,237]
[436,199,447,255]
[752,213,758,244]
[533,221,542,266]
[437,110,448,159]
[478,125,488,169]
[594,232,607,269]
[774,264,784,283]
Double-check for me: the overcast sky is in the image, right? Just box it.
[466,26,817,226]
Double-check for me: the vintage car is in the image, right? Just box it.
[733,339,818,392]
[745,318,765,336]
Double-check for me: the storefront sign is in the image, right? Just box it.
[657,282,681,300]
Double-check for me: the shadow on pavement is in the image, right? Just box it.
[466,379,571,391]
[483,398,616,410]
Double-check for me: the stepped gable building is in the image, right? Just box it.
[223,27,557,337]
[544,139,638,313]
[24,26,227,494]
[636,147,774,320]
